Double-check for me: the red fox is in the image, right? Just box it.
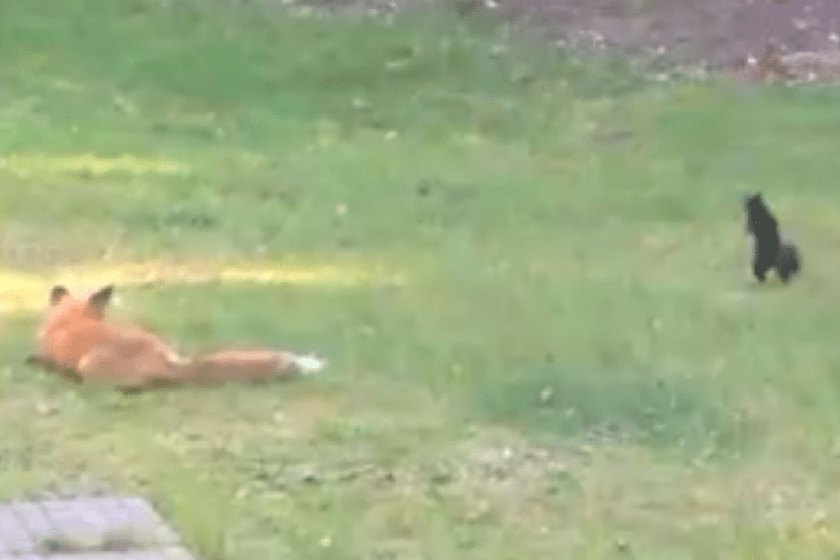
[26,284,326,391]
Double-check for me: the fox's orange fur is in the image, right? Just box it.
[26,285,325,391]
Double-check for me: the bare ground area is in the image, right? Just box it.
[306,0,840,80]
[491,0,840,70]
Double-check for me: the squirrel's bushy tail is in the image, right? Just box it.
[775,239,801,283]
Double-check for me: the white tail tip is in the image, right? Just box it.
[294,354,326,375]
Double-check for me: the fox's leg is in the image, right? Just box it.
[80,349,181,392]
[25,353,83,384]
[77,348,127,383]
[77,348,151,391]
[25,353,52,368]
[25,353,61,373]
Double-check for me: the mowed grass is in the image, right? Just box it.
[3,0,840,558]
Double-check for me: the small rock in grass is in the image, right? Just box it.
[299,466,320,485]
[539,387,555,404]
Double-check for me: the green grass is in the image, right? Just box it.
[2,0,840,558]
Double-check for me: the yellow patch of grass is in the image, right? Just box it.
[0,260,404,314]
[0,153,190,178]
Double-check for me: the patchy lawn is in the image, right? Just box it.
[2,1,840,558]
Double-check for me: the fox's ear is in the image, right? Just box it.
[88,285,114,313]
[49,286,69,306]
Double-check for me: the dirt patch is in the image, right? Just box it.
[491,0,840,71]
[296,0,840,80]
[740,43,840,84]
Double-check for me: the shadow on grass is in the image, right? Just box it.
[472,361,756,456]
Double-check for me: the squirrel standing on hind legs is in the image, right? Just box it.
[743,193,800,284]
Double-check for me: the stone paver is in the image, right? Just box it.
[2,550,196,560]
[0,496,197,560]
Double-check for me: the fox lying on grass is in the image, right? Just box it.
[25,284,325,392]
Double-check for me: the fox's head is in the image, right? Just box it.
[37,284,115,339]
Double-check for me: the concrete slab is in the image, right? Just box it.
[0,496,197,560]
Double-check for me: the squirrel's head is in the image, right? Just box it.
[744,192,764,211]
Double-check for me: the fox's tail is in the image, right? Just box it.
[291,354,327,375]
[173,348,326,385]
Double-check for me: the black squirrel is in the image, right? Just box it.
[743,193,800,283]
